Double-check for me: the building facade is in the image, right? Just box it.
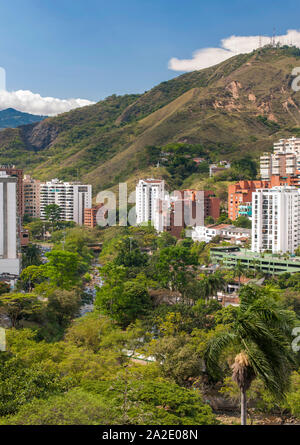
[260,152,300,180]
[228,180,269,221]
[40,179,92,225]
[156,193,205,238]
[238,202,252,219]
[273,137,300,154]
[260,137,300,180]
[210,246,300,275]
[228,175,300,221]
[136,179,165,225]
[192,224,251,243]
[203,190,221,220]
[251,186,300,254]
[23,175,40,218]
[84,204,105,228]
[0,165,24,218]
[153,189,220,238]
[209,161,231,177]
[0,172,20,277]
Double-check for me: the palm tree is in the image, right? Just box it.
[205,285,296,425]
[233,260,246,289]
[249,258,261,278]
[200,271,224,302]
[210,270,226,296]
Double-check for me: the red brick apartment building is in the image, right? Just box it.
[180,190,220,220]
[228,180,268,221]
[163,189,220,238]
[84,204,105,228]
[228,175,300,220]
[203,190,220,220]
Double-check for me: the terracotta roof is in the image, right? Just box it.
[233,276,251,284]
[208,224,232,230]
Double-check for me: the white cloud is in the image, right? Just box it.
[168,29,300,72]
[0,89,95,116]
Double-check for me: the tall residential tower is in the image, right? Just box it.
[0,172,20,277]
[136,179,165,225]
[251,186,300,254]
[40,179,92,225]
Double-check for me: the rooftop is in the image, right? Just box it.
[211,246,300,262]
[208,224,251,233]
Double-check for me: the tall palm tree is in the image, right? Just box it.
[249,258,262,278]
[200,271,224,302]
[205,285,296,425]
[233,260,247,289]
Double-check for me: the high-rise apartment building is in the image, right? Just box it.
[40,179,92,225]
[273,137,300,154]
[0,172,20,277]
[228,176,300,221]
[153,189,220,238]
[0,165,24,218]
[136,179,165,225]
[260,153,299,179]
[23,175,40,218]
[203,190,221,220]
[251,186,300,254]
[154,191,205,237]
[260,137,300,180]
[228,180,269,221]
[84,204,105,228]
[135,179,221,237]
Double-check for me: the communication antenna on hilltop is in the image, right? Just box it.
[259,35,262,48]
[272,27,276,46]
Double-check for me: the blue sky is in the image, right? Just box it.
[0,0,300,114]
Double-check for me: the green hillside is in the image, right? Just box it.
[1,46,300,194]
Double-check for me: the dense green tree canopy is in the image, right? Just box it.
[44,204,62,225]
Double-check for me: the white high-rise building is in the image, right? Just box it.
[136,179,165,225]
[252,186,300,254]
[260,137,300,180]
[0,172,20,277]
[273,137,300,154]
[40,179,92,225]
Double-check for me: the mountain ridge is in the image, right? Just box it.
[0,46,300,193]
[0,108,46,129]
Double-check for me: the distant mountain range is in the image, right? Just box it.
[0,108,46,129]
[0,46,300,194]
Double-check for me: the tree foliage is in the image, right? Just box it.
[205,285,297,424]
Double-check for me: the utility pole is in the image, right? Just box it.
[62,230,66,250]
[272,27,276,46]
